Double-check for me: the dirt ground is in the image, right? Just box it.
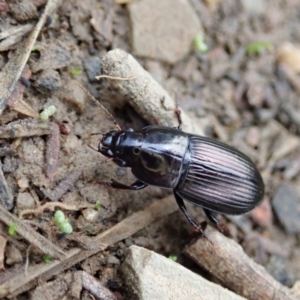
[1,0,300,299]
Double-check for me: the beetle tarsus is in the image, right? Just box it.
[174,105,182,130]
[203,208,223,232]
[98,179,148,190]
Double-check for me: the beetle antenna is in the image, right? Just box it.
[84,158,114,168]
[89,132,105,136]
[75,81,122,131]
[55,158,115,179]
[69,158,114,171]
[87,143,99,152]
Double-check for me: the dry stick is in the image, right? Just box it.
[19,202,94,219]
[99,49,204,135]
[0,161,13,210]
[183,227,298,300]
[0,119,51,138]
[0,195,178,298]
[74,271,117,300]
[0,205,66,261]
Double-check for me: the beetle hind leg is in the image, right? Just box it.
[203,208,223,232]
[174,192,208,238]
[98,179,147,190]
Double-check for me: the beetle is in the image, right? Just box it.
[82,85,264,236]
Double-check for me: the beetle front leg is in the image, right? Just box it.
[99,179,148,190]
[174,192,208,238]
[174,102,182,130]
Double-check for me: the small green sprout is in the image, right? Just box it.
[43,254,51,263]
[95,200,101,211]
[60,221,73,234]
[54,210,65,224]
[246,42,273,55]
[40,105,57,121]
[194,34,208,53]
[54,210,73,234]
[168,255,178,262]
[8,222,18,236]
[70,67,82,77]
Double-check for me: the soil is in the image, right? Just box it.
[1,0,300,298]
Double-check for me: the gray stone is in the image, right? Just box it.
[35,69,61,94]
[266,255,295,287]
[272,184,300,234]
[16,192,35,210]
[128,0,202,64]
[240,0,267,15]
[121,245,246,300]
[83,57,101,82]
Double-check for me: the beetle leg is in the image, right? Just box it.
[99,179,148,190]
[174,192,208,238]
[174,103,182,130]
[203,209,223,232]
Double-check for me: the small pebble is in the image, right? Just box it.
[266,255,294,287]
[107,255,120,265]
[35,69,61,94]
[83,57,101,82]
[59,123,71,135]
[82,208,98,222]
[246,127,259,148]
[16,192,35,209]
[277,43,300,73]
[5,245,23,265]
[17,177,29,190]
[272,184,300,234]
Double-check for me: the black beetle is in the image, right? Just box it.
[83,86,264,236]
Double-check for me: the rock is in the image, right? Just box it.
[31,43,72,73]
[83,57,101,82]
[277,43,300,73]
[5,245,23,266]
[266,255,295,287]
[291,281,300,298]
[107,255,120,265]
[35,70,61,94]
[82,208,98,222]
[121,245,246,300]
[8,0,38,22]
[128,0,202,64]
[272,184,300,234]
[60,80,86,112]
[16,192,35,210]
[240,0,267,15]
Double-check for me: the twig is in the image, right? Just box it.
[100,49,204,135]
[96,74,140,81]
[74,271,117,300]
[19,202,94,219]
[0,160,13,210]
[183,227,298,300]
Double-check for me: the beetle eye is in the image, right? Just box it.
[133,147,140,155]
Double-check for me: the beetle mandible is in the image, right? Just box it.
[84,86,264,236]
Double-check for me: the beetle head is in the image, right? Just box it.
[98,130,143,167]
